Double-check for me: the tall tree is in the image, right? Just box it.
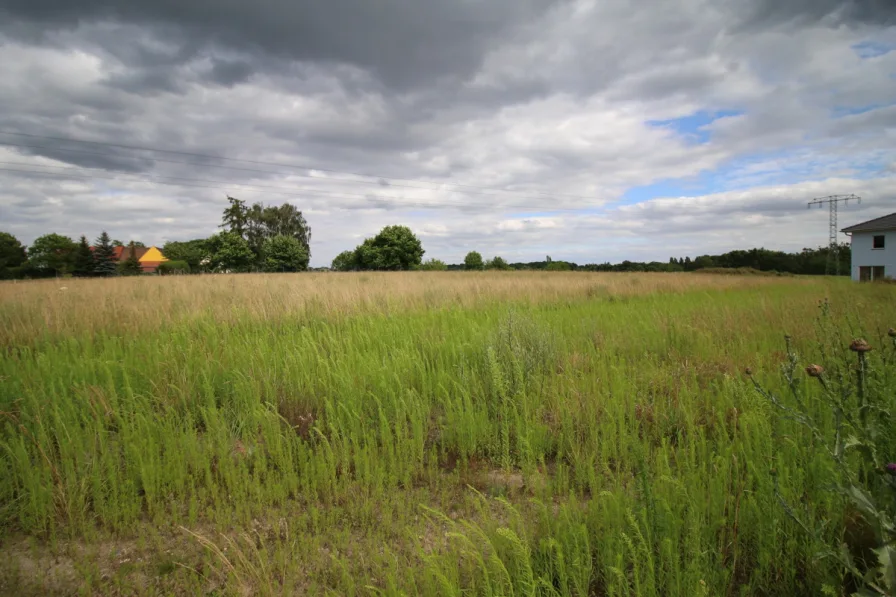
[464,251,484,271]
[244,202,267,259]
[262,235,309,272]
[221,198,312,267]
[120,241,143,276]
[261,203,311,254]
[0,231,27,279]
[73,235,95,277]
[221,196,249,238]
[25,233,77,277]
[93,231,118,277]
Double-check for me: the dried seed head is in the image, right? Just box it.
[849,339,873,353]
[744,367,753,376]
[805,364,824,378]
[888,328,896,338]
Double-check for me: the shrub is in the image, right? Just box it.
[545,261,572,271]
[419,258,448,271]
[694,267,792,276]
[158,260,191,275]
[486,256,512,270]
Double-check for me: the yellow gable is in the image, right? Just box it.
[139,247,169,263]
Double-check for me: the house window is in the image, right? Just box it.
[873,235,885,249]
[859,266,886,282]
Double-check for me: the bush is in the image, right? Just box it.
[158,260,191,275]
[419,258,448,271]
[545,261,572,271]
[485,256,511,270]
[694,267,791,276]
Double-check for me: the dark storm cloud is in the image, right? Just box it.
[206,59,253,87]
[738,0,896,27]
[103,68,184,95]
[0,0,563,89]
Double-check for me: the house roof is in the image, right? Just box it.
[114,246,149,261]
[139,246,168,263]
[841,212,896,234]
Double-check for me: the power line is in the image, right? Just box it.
[0,130,596,202]
[0,159,449,203]
[806,194,860,276]
[0,164,591,213]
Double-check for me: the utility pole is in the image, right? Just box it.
[807,194,860,276]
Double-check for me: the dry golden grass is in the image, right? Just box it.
[0,271,808,346]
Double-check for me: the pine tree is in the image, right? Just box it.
[120,241,143,276]
[73,235,95,277]
[93,231,118,277]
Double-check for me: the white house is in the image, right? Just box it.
[841,212,896,281]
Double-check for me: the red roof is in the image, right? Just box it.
[91,245,148,261]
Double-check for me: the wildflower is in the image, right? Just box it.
[886,463,896,476]
[744,367,753,376]
[849,339,872,353]
[805,364,824,377]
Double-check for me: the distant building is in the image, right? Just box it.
[841,213,896,281]
[100,245,170,273]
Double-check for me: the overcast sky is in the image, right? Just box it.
[1,0,895,266]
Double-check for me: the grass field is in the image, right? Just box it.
[1,272,894,596]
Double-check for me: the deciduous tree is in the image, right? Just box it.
[353,225,424,270]
[262,235,309,272]
[205,232,255,273]
[162,239,206,273]
[0,231,26,279]
[464,251,484,271]
[331,250,357,272]
[486,256,511,270]
[221,197,312,266]
[26,233,77,277]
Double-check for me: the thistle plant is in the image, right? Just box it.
[748,306,896,596]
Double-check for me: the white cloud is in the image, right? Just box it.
[0,0,895,265]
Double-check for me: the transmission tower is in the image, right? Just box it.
[807,194,861,276]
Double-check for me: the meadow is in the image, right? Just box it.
[0,272,894,596]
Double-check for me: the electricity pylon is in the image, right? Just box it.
[807,194,860,276]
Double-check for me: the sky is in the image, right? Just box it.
[0,0,895,267]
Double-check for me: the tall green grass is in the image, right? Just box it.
[0,274,893,595]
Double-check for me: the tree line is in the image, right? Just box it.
[0,230,148,279]
[467,245,851,275]
[0,195,852,278]
[0,197,314,279]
